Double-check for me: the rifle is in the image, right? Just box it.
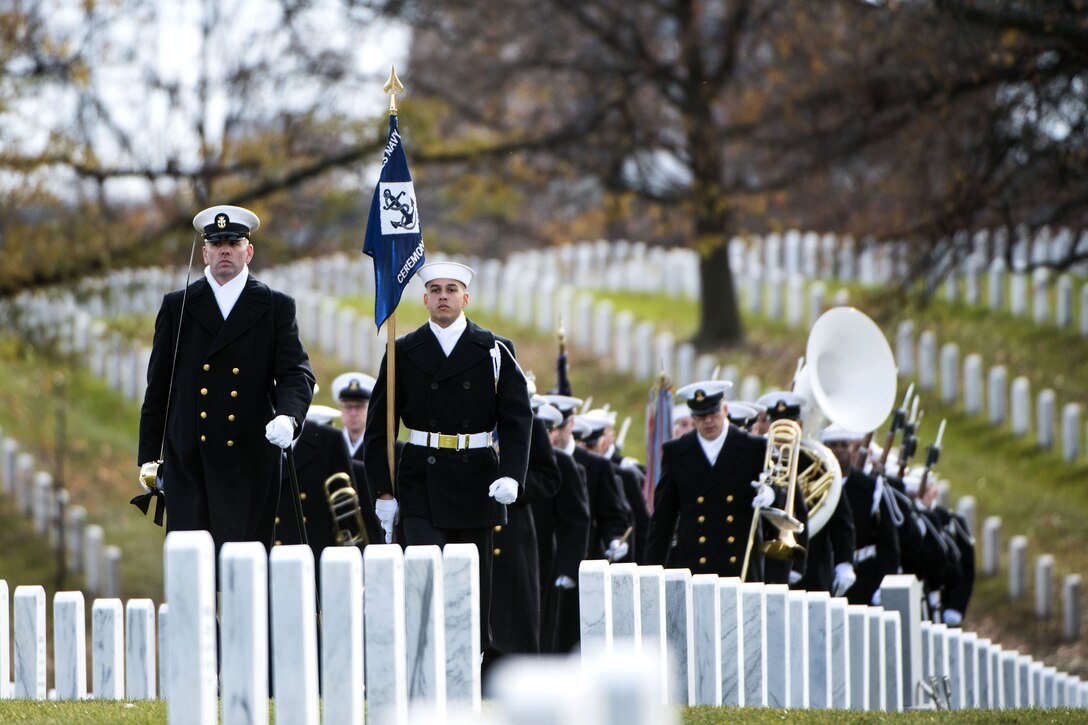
[917,419,946,503]
[896,395,922,481]
[877,383,913,475]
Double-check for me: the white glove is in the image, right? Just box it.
[554,575,576,589]
[928,589,941,611]
[265,415,295,449]
[488,477,519,505]
[604,538,629,562]
[871,589,882,606]
[943,608,963,627]
[375,498,399,544]
[788,570,803,586]
[832,562,857,597]
[751,481,775,509]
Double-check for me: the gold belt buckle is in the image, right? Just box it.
[437,433,459,450]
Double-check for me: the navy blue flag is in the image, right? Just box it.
[363,115,425,329]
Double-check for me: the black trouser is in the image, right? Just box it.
[401,516,493,653]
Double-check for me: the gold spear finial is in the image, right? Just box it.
[384,65,405,116]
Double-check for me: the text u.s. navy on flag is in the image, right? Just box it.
[363,115,425,328]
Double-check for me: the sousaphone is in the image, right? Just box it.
[792,307,898,536]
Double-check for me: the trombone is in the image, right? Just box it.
[741,418,806,580]
[324,472,369,546]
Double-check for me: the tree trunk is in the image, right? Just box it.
[693,234,744,347]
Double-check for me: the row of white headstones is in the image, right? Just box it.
[0,430,120,599]
[2,536,1084,722]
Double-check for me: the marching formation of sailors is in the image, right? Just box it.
[137,209,973,673]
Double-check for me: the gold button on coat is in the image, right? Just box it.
[699,557,707,565]
[228,414,235,421]
[697,515,705,523]
[275,517,281,524]
[494,525,502,532]
[274,540,282,546]
[230,390,238,398]
[300,492,307,500]
[232,367,240,374]
[697,496,705,504]
[727,515,734,523]
[200,388,208,396]
[493,548,501,556]
[730,556,737,564]
[728,536,735,544]
[200,411,207,419]
[226,440,234,447]
[726,495,734,503]
[698,536,706,544]
[202,363,210,371]
[200,435,206,442]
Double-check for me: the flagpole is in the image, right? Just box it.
[384,66,404,491]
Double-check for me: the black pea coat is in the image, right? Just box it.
[645,427,767,579]
[491,418,561,655]
[611,461,650,563]
[362,319,533,529]
[138,275,314,549]
[798,487,855,593]
[844,470,901,605]
[534,450,591,654]
[932,505,975,617]
[573,446,630,559]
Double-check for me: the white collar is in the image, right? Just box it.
[558,437,576,457]
[696,425,729,466]
[204,265,249,319]
[343,427,363,457]
[429,313,467,356]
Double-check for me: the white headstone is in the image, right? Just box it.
[1055,275,1073,327]
[829,598,850,709]
[364,544,408,725]
[694,354,718,386]
[945,628,965,709]
[579,559,613,656]
[896,321,915,379]
[320,547,364,725]
[1,438,17,495]
[846,605,869,710]
[786,275,805,328]
[104,545,122,599]
[14,585,46,699]
[1061,403,1081,462]
[84,524,105,595]
[1035,553,1054,618]
[1009,535,1028,600]
[718,578,744,707]
[963,354,983,415]
[654,331,675,382]
[788,591,809,709]
[988,258,1006,310]
[164,530,217,725]
[634,322,655,380]
[663,569,694,706]
[883,610,903,711]
[1080,284,1088,337]
[741,583,768,707]
[1037,389,1057,450]
[881,575,923,708]
[866,607,886,710]
[1010,267,1028,317]
[220,542,268,725]
[614,312,635,374]
[92,598,125,700]
[1032,268,1050,324]
[766,271,784,321]
[1001,650,1019,708]
[443,543,481,711]
[764,585,791,708]
[963,632,979,709]
[637,565,668,704]
[982,516,1002,577]
[739,376,762,405]
[808,282,826,329]
[157,603,168,702]
[806,591,831,709]
[404,546,447,719]
[987,365,1007,425]
[125,599,156,701]
[690,574,722,706]
[1064,574,1082,643]
[53,591,87,700]
[1010,376,1031,437]
[674,343,696,388]
[917,331,937,392]
[936,342,958,404]
[66,506,86,574]
[964,258,980,305]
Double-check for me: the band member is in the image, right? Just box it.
[645,381,775,578]
[138,205,315,552]
[331,371,383,545]
[821,424,900,604]
[531,402,591,653]
[543,394,629,563]
[362,260,533,651]
[672,403,694,439]
[572,416,634,562]
[275,404,360,564]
